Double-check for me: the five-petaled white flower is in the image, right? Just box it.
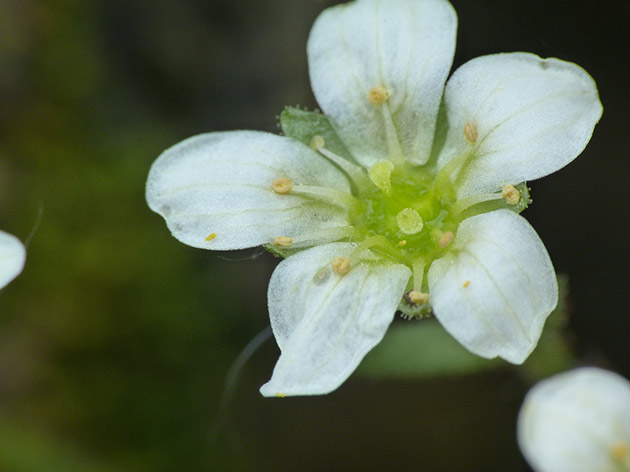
[0,230,25,289]
[518,367,630,472]
[146,0,602,396]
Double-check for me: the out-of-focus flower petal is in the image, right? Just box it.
[518,367,630,472]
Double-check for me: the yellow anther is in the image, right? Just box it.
[397,208,424,235]
[438,231,454,249]
[272,177,292,194]
[205,233,217,242]
[310,135,325,150]
[273,236,293,248]
[464,122,478,143]
[611,442,628,461]
[331,256,351,275]
[407,290,429,305]
[463,280,471,288]
[398,240,407,247]
[501,184,521,205]
[275,392,286,398]
[368,160,394,195]
[367,86,390,105]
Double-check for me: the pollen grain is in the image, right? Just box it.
[464,122,478,143]
[332,256,351,275]
[501,184,521,205]
[273,236,293,248]
[438,231,454,249]
[408,290,429,305]
[368,86,390,105]
[272,177,292,194]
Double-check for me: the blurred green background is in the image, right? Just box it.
[0,0,628,470]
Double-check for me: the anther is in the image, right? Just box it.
[205,233,217,242]
[310,135,325,150]
[397,208,423,235]
[438,231,454,249]
[463,280,471,288]
[331,256,351,275]
[272,177,292,194]
[610,442,628,461]
[367,86,390,105]
[406,290,429,305]
[464,122,478,143]
[398,240,407,247]
[273,236,293,248]
[275,392,286,398]
[501,184,521,205]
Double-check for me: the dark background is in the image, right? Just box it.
[0,0,628,470]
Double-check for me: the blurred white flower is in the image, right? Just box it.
[146,0,601,396]
[0,230,26,289]
[518,367,630,472]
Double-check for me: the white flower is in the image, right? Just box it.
[0,230,26,289]
[146,0,602,396]
[518,367,630,472]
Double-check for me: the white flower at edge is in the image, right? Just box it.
[0,230,26,289]
[146,0,602,396]
[518,367,630,472]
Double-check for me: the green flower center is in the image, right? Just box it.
[353,162,458,270]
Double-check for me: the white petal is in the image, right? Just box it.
[427,210,557,363]
[146,131,352,250]
[260,242,411,396]
[439,53,602,197]
[308,0,456,167]
[518,367,630,472]
[0,230,26,289]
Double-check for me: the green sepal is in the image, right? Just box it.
[279,107,356,164]
[357,319,502,378]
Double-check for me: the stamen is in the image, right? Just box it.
[434,150,474,196]
[368,160,394,195]
[406,290,429,305]
[310,135,372,189]
[288,226,362,248]
[349,235,401,262]
[292,184,361,214]
[610,442,630,469]
[398,240,407,247]
[438,231,454,249]
[367,86,390,105]
[412,258,426,292]
[275,392,286,398]
[501,184,521,205]
[273,236,293,248]
[463,280,471,288]
[464,122,478,143]
[397,208,424,235]
[331,256,351,275]
[205,233,217,242]
[611,443,628,460]
[450,192,503,215]
[272,177,292,194]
